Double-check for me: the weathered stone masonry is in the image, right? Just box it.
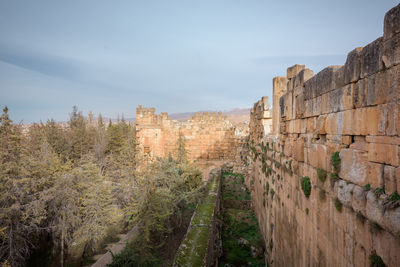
[247,4,400,267]
[135,105,248,177]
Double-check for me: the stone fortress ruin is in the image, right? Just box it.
[135,4,400,266]
[135,105,249,177]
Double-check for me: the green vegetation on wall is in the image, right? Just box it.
[334,198,343,212]
[301,176,311,198]
[220,171,265,266]
[317,168,327,183]
[369,253,386,267]
[331,152,340,172]
[389,191,400,202]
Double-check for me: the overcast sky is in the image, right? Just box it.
[0,0,397,123]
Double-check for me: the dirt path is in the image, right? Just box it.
[89,226,139,267]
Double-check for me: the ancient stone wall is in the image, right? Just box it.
[135,105,248,177]
[246,4,400,267]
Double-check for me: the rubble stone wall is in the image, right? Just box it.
[246,4,400,267]
[135,106,248,177]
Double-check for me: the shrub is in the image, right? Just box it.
[317,168,327,183]
[374,187,385,197]
[262,163,267,174]
[334,198,342,212]
[330,173,339,180]
[301,176,311,198]
[270,189,275,200]
[389,191,400,202]
[305,208,309,215]
[365,184,371,191]
[331,151,340,172]
[369,253,386,267]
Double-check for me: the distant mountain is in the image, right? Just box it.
[25,108,250,126]
[169,108,250,123]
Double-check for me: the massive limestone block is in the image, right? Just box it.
[339,149,368,186]
[294,68,314,88]
[383,207,400,239]
[383,165,397,194]
[365,135,400,145]
[295,92,305,118]
[367,162,384,188]
[334,66,345,90]
[396,167,400,193]
[315,115,326,134]
[261,96,270,111]
[351,185,367,213]
[368,142,399,166]
[382,33,400,69]
[324,85,354,114]
[353,106,385,136]
[312,95,322,117]
[304,66,342,101]
[367,70,391,106]
[273,76,288,135]
[353,78,368,108]
[325,109,357,135]
[337,180,355,207]
[389,65,400,101]
[360,37,382,78]
[384,3,400,40]
[293,139,305,162]
[382,4,400,68]
[285,90,295,120]
[344,47,363,84]
[366,191,385,227]
[316,66,343,96]
[308,143,327,169]
[304,75,315,100]
[287,64,305,79]
[279,95,286,118]
[385,102,400,136]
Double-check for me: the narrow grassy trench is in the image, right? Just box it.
[219,171,265,266]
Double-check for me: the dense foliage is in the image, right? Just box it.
[0,106,203,267]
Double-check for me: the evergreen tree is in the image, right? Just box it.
[106,123,124,154]
[45,119,70,161]
[46,169,79,267]
[175,132,188,163]
[69,158,122,260]
[68,106,90,161]
[0,107,38,266]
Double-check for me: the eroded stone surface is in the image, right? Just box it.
[245,5,400,266]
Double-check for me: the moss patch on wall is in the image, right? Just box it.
[301,176,311,198]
